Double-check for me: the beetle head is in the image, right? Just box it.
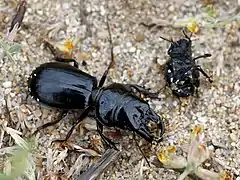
[168,38,192,58]
[129,103,165,143]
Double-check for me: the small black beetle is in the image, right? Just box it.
[29,22,165,149]
[161,30,213,98]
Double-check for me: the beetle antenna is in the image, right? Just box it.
[98,15,115,87]
[133,133,151,167]
[160,36,174,43]
[107,15,115,70]
[182,29,192,41]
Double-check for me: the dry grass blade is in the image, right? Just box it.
[138,159,144,180]
[0,146,20,156]
[67,154,87,179]
[5,23,19,42]
[23,154,36,180]
[2,146,35,180]
[72,144,101,157]
[3,127,29,151]
[0,124,6,149]
[74,148,121,180]
[46,148,54,172]
[53,148,68,165]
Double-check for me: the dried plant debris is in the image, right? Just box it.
[140,4,240,32]
[157,125,234,180]
[8,0,27,33]
[0,0,27,62]
[0,0,239,179]
[75,148,121,180]
[0,39,21,62]
[0,124,35,179]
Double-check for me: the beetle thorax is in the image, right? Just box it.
[90,88,102,105]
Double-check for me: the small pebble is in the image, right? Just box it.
[204,163,211,167]
[126,42,132,48]
[172,101,178,107]
[129,47,136,53]
[208,145,215,151]
[230,133,237,142]
[10,93,15,98]
[34,109,42,118]
[2,81,12,88]
[168,5,174,12]
[215,149,221,156]
[113,46,121,54]
[100,5,106,15]
[4,88,11,94]
[97,30,109,39]
[198,116,207,123]
[215,99,222,104]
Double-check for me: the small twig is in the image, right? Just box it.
[75,148,121,180]
[9,0,27,33]
[139,18,185,30]
[4,96,14,127]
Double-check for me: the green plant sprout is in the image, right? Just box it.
[0,126,36,180]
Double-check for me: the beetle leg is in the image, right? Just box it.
[32,110,68,135]
[182,29,192,41]
[124,84,160,100]
[177,96,183,112]
[43,40,79,68]
[43,40,60,56]
[195,88,200,98]
[96,122,118,150]
[193,66,213,83]
[155,117,165,138]
[132,132,151,167]
[54,57,79,68]
[51,106,91,144]
[160,36,174,43]
[193,54,211,61]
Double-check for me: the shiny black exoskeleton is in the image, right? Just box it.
[28,25,165,149]
[29,60,164,147]
[91,83,164,143]
[161,30,213,97]
[28,62,97,110]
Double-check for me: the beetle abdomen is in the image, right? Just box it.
[28,62,97,109]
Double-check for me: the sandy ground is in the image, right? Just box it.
[0,0,239,179]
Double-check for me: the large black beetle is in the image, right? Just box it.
[161,30,213,97]
[29,22,165,149]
